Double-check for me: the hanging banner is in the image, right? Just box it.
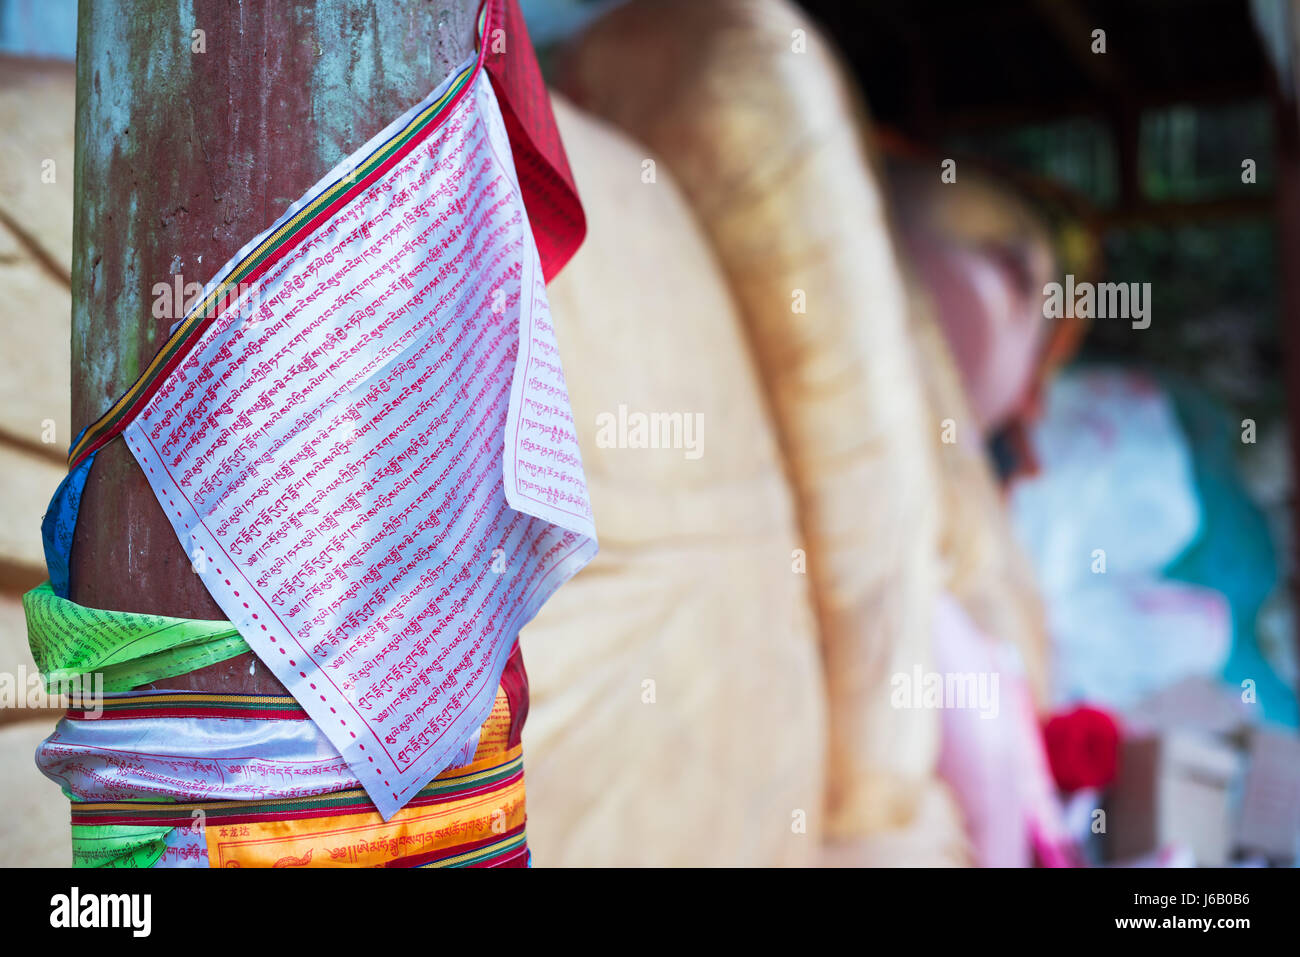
[112,46,594,817]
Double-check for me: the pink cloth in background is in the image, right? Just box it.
[933,592,1075,867]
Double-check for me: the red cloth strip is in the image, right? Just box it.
[483,0,586,281]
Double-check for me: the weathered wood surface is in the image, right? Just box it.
[71,1,478,692]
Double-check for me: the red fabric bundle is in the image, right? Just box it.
[1043,706,1121,792]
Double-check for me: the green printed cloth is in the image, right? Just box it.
[24,581,249,693]
[25,583,248,867]
[71,824,174,869]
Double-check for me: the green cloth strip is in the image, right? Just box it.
[23,580,249,693]
[71,824,173,869]
[24,582,248,866]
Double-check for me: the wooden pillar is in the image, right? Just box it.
[70,0,478,692]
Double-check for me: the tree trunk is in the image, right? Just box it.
[70,0,477,692]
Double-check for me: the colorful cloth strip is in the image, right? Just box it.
[44,652,527,867]
[76,746,527,869]
[40,643,527,803]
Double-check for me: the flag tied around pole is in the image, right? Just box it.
[68,0,595,819]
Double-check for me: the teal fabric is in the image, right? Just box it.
[1161,375,1297,727]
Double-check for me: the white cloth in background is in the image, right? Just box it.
[1011,368,1230,709]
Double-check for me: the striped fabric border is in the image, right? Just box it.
[70,746,524,828]
[64,691,306,722]
[405,826,528,867]
[67,2,493,470]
